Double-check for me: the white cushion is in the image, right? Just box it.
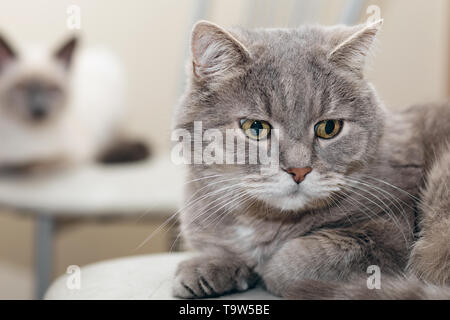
[44,252,278,300]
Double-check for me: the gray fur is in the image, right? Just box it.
[172,21,450,299]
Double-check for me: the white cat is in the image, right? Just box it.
[0,35,127,169]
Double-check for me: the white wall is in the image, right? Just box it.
[368,0,449,109]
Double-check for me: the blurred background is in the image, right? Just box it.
[0,0,448,299]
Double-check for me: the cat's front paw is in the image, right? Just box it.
[172,256,256,299]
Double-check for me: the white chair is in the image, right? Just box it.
[44,252,278,300]
[0,155,184,299]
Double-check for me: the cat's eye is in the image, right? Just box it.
[240,119,271,140]
[314,120,343,139]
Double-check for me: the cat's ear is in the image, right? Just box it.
[328,20,383,75]
[54,36,78,69]
[0,35,16,69]
[191,20,250,79]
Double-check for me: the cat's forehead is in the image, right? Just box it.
[0,46,67,88]
[233,26,330,62]
[231,27,338,96]
[224,28,353,121]
[21,46,64,71]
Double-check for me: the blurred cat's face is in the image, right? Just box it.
[0,36,77,124]
[177,21,385,212]
[3,77,67,122]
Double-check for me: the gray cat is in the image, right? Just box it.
[172,20,450,299]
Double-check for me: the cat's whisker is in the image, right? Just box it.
[168,191,244,253]
[163,183,247,244]
[133,175,238,235]
[167,193,254,253]
[182,174,231,185]
[337,187,381,224]
[216,194,257,227]
[181,176,246,209]
[169,189,253,252]
[342,182,398,222]
[176,184,249,233]
[345,177,414,234]
[339,187,411,248]
[145,187,245,253]
[134,175,243,223]
[347,176,415,212]
[364,175,433,210]
[209,192,259,230]
[327,193,353,225]
[197,195,254,246]
[133,178,245,251]
[341,183,409,246]
[193,189,250,228]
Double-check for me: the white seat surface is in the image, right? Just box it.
[45,252,278,300]
[0,155,184,217]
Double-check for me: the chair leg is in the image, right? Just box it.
[34,215,54,299]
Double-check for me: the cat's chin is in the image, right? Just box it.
[263,194,333,212]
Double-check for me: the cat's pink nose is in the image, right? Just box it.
[285,167,312,184]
